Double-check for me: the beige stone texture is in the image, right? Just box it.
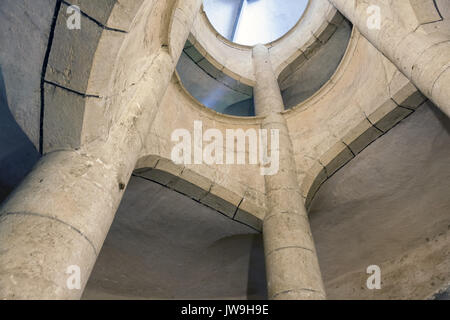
[368,100,413,133]
[285,29,427,209]
[329,0,450,117]
[252,44,326,300]
[319,141,354,177]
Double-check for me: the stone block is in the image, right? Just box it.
[234,198,264,231]
[319,141,354,177]
[302,37,321,59]
[134,159,182,186]
[392,81,426,109]
[106,0,146,31]
[410,0,442,24]
[184,45,204,63]
[198,58,221,79]
[368,100,412,133]
[168,168,211,200]
[155,158,184,177]
[46,2,103,93]
[342,119,383,155]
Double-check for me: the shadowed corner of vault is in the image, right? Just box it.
[247,233,268,300]
[0,65,41,204]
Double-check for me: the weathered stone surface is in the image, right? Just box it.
[410,0,442,24]
[1,0,449,301]
[0,0,203,300]
[311,104,450,300]
[234,198,264,231]
[46,2,103,93]
[392,82,427,110]
[342,119,383,155]
[66,0,116,26]
[329,0,450,117]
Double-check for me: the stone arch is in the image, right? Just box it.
[134,155,264,231]
[42,0,181,153]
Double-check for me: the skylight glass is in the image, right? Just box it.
[203,0,309,46]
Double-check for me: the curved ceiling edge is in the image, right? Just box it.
[189,0,340,84]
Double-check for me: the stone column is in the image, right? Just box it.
[252,44,326,300]
[0,0,202,300]
[329,0,450,117]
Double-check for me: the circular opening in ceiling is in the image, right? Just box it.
[203,0,309,46]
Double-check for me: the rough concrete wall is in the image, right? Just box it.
[83,176,267,300]
[309,102,450,299]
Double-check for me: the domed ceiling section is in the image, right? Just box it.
[203,0,309,46]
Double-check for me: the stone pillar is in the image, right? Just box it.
[329,0,450,117]
[252,44,326,300]
[0,0,202,300]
